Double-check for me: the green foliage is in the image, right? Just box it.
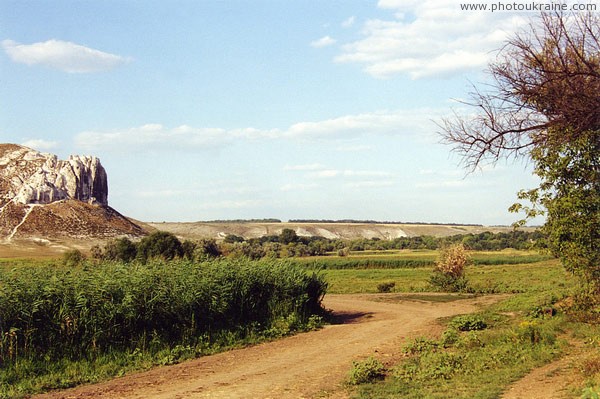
[103,237,137,262]
[194,239,221,259]
[0,258,327,394]
[377,281,396,293]
[279,228,299,245]
[430,244,471,292]
[582,387,600,399]
[137,231,183,262]
[62,249,86,267]
[348,356,386,385]
[223,234,245,244]
[449,315,487,332]
[513,130,600,291]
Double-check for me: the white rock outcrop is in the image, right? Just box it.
[0,144,108,207]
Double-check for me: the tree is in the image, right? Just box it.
[279,228,299,245]
[103,237,137,262]
[440,11,599,289]
[137,231,183,262]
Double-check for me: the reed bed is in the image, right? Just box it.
[0,258,327,366]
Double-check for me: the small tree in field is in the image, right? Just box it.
[430,244,470,292]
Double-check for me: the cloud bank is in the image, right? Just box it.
[335,0,527,78]
[75,108,443,152]
[2,39,132,73]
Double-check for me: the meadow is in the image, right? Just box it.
[0,249,598,398]
[318,251,600,399]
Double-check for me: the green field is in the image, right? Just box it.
[1,249,598,398]
[311,251,599,399]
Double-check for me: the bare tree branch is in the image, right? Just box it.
[440,11,600,170]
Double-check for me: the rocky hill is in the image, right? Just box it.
[0,144,144,244]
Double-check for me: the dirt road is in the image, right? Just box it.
[35,293,501,399]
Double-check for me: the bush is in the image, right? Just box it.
[62,249,86,266]
[377,281,396,293]
[348,356,386,385]
[430,244,471,292]
[137,231,183,262]
[450,315,487,331]
[103,237,138,262]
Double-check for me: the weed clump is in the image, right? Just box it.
[450,315,488,331]
[348,356,386,385]
[377,281,396,293]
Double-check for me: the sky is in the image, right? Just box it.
[3,0,584,225]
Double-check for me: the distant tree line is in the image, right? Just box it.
[198,218,282,224]
[90,229,545,264]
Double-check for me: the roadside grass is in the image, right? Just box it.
[324,256,600,399]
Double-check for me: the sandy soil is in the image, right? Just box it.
[34,293,502,399]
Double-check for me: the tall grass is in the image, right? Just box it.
[292,250,552,270]
[0,259,327,367]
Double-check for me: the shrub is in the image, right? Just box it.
[377,281,396,293]
[403,337,439,355]
[348,356,386,385]
[137,231,183,262]
[581,387,600,399]
[103,237,138,262]
[430,244,471,292]
[450,315,487,331]
[515,321,556,345]
[194,239,221,259]
[62,249,86,266]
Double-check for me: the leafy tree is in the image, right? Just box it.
[103,237,137,262]
[195,238,221,258]
[224,234,245,244]
[440,12,600,290]
[137,231,183,262]
[279,228,299,245]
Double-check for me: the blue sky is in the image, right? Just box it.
[1,0,557,224]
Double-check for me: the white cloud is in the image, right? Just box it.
[345,180,394,188]
[2,39,132,73]
[284,163,326,171]
[310,36,337,48]
[335,1,528,78]
[280,183,320,192]
[284,108,439,139]
[342,16,356,28]
[75,123,278,152]
[308,169,392,180]
[75,107,443,152]
[336,144,374,152]
[415,180,468,189]
[21,139,59,151]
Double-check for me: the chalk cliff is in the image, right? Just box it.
[0,144,108,207]
[0,144,144,241]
